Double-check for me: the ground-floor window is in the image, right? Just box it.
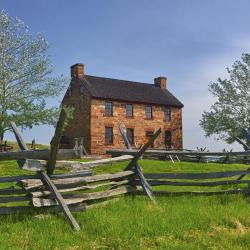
[105,127,113,144]
[60,135,70,145]
[145,131,154,148]
[126,128,134,145]
[165,131,172,149]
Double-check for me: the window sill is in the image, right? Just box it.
[164,119,171,122]
[103,114,113,117]
[105,143,114,146]
[145,118,153,120]
[126,116,134,119]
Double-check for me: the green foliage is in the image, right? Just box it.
[0,10,68,140]
[200,53,250,144]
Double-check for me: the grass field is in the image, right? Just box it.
[0,159,250,250]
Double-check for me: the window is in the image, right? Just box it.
[105,102,113,116]
[105,127,113,144]
[165,131,172,149]
[164,107,171,121]
[145,131,154,148]
[126,104,133,117]
[145,106,152,119]
[80,84,84,93]
[126,128,134,145]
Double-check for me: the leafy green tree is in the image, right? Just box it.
[0,10,67,142]
[200,53,250,144]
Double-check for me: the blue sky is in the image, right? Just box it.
[1,0,250,150]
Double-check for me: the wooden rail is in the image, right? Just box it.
[0,149,79,161]
[107,149,250,157]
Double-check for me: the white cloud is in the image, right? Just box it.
[180,49,247,151]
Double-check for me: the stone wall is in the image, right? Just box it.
[90,99,182,155]
[61,80,91,151]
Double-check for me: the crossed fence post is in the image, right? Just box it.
[9,108,81,231]
[119,123,161,203]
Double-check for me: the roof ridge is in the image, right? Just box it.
[85,74,154,88]
[79,74,183,108]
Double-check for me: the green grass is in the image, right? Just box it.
[0,159,250,249]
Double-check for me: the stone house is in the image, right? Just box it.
[61,63,184,155]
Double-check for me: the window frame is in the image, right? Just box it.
[145,106,153,119]
[125,104,133,118]
[105,101,113,117]
[105,127,113,145]
[165,130,172,149]
[164,106,171,121]
[126,128,134,145]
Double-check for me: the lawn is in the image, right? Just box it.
[0,159,250,250]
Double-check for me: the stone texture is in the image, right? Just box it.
[61,77,183,155]
[90,99,182,155]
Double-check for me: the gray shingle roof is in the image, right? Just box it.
[81,75,183,108]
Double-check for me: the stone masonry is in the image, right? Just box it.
[61,64,183,155]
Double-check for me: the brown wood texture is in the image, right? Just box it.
[47,108,68,174]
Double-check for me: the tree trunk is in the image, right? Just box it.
[0,131,4,144]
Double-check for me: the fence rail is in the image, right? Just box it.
[107,149,250,157]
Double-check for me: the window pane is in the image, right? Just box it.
[126,104,133,117]
[127,128,134,145]
[165,131,172,148]
[165,107,171,121]
[105,127,113,144]
[105,102,113,116]
[145,106,152,119]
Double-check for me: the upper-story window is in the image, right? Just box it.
[164,107,171,121]
[145,106,152,119]
[105,101,113,116]
[126,104,133,117]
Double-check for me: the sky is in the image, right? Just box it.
[1,0,250,151]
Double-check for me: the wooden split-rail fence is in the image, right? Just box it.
[107,148,250,163]
[0,108,160,230]
[1,116,250,231]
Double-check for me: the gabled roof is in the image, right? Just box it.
[80,75,184,108]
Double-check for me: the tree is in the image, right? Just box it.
[200,53,250,144]
[0,10,67,142]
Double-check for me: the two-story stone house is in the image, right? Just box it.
[61,63,184,155]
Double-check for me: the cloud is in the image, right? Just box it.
[180,49,247,151]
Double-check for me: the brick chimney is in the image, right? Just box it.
[154,76,167,90]
[71,63,84,79]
